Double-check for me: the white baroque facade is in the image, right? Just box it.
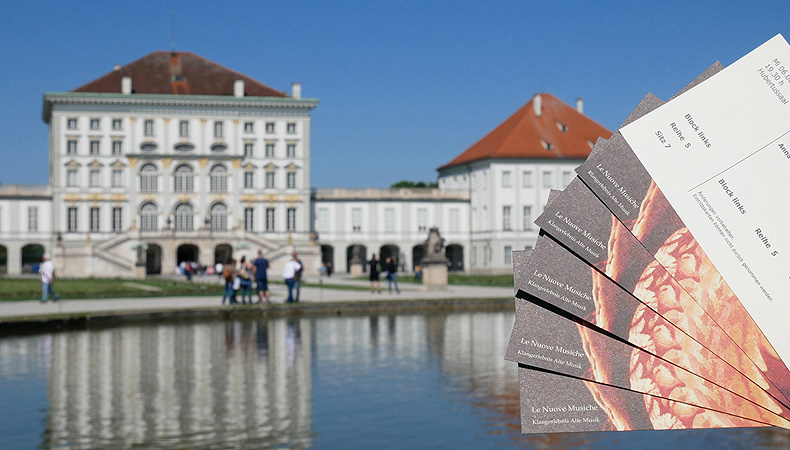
[39,51,320,278]
[0,54,611,278]
[0,185,53,274]
[312,188,470,274]
[436,94,611,273]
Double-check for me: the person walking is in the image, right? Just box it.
[292,252,303,302]
[368,254,381,293]
[39,254,59,303]
[238,256,253,304]
[253,250,271,304]
[222,259,237,305]
[386,256,400,294]
[283,253,302,303]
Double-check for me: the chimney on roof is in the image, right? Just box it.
[292,82,302,99]
[533,94,542,117]
[234,80,245,97]
[114,64,122,71]
[121,77,132,95]
[576,97,583,114]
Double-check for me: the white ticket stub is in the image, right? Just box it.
[620,34,790,362]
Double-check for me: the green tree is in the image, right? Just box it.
[390,180,438,188]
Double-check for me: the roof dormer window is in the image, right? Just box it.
[556,121,568,132]
[541,140,553,151]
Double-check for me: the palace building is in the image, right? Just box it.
[0,52,611,277]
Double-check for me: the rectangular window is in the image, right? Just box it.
[244,122,254,133]
[67,169,78,187]
[67,207,78,232]
[244,207,254,231]
[265,208,275,231]
[90,118,100,130]
[90,140,100,155]
[317,208,329,233]
[67,140,77,155]
[562,171,573,187]
[502,170,512,188]
[214,121,223,138]
[266,122,275,134]
[244,142,254,157]
[179,120,189,137]
[244,171,254,188]
[67,118,77,129]
[112,169,122,187]
[503,206,512,231]
[112,119,122,130]
[287,143,296,157]
[287,122,296,134]
[417,208,427,232]
[265,142,275,158]
[112,140,122,155]
[523,170,533,188]
[449,208,460,232]
[28,206,38,232]
[505,245,513,266]
[385,208,396,233]
[144,119,154,136]
[265,171,275,188]
[523,206,532,230]
[352,208,362,232]
[112,207,122,232]
[287,207,296,231]
[90,207,100,232]
[287,172,296,188]
[542,171,552,188]
[90,169,100,187]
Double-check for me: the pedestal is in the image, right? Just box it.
[134,263,146,280]
[350,262,365,277]
[422,260,448,290]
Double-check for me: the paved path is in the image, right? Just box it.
[0,276,515,321]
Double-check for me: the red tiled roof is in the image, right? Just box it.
[73,51,289,97]
[438,93,612,170]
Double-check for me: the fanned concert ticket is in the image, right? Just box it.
[508,34,790,433]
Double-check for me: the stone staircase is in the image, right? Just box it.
[92,231,136,272]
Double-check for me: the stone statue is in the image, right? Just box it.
[423,227,446,263]
[350,245,365,264]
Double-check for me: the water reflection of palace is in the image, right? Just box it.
[310,312,520,433]
[42,320,313,449]
[0,311,519,448]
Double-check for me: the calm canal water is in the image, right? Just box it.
[1,310,789,449]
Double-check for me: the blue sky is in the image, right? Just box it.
[0,1,787,188]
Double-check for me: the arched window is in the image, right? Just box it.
[174,203,193,231]
[140,164,157,192]
[174,165,193,193]
[210,203,227,231]
[140,203,158,231]
[210,165,227,193]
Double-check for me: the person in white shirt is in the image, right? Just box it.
[282,253,302,303]
[39,254,59,303]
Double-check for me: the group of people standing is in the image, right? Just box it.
[367,255,400,294]
[221,250,303,305]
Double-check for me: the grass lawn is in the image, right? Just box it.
[0,278,224,301]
